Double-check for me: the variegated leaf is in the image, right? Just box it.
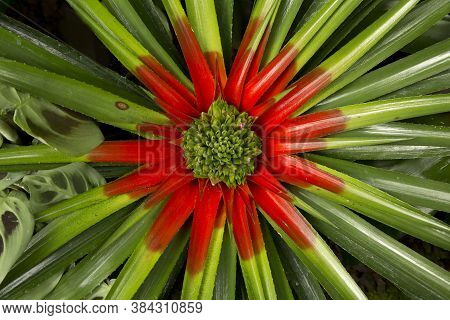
[0,83,104,156]
[0,190,34,284]
[20,163,106,215]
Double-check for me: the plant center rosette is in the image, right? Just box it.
[182,100,262,187]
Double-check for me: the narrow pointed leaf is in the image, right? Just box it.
[378,70,450,100]
[304,0,385,71]
[68,0,197,122]
[224,0,280,107]
[273,231,326,300]
[320,145,450,160]
[213,224,237,300]
[182,182,222,300]
[198,202,227,300]
[47,199,165,299]
[134,227,189,300]
[305,0,450,113]
[214,0,234,67]
[7,192,146,283]
[257,0,420,130]
[162,0,216,111]
[130,0,184,66]
[0,58,171,134]
[318,39,450,109]
[271,155,450,250]
[243,0,344,109]
[261,0,304,66]
[231,191,265,300]
[294,189,450,299]
[271,95,450,140]
[0,14,152,106]
[307,154,450,212]
[186,0,227,89]
[103,0,192,89]
[266,137,407,156]
[107,182,197,299]
[261,219,294,300]
[251,184,366,299]
[331,122,450,148]
[258,0,364,102]
[242,191,277,300]
[0,208,127,299]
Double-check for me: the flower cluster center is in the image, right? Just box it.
[182,100,262,187]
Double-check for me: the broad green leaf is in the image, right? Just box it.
[13,97,104,157]
[0,190,34,284]
[0,58,171,134]
[0,208,127,299]
[0,172,26,192]
[20,163,105,215]
[0,83,104,156]
[308,154,450,212]
[0,14,152,107]
[0,118,18,144]
[295,190,450,299]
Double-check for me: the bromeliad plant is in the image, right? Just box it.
[0,0,449,300]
